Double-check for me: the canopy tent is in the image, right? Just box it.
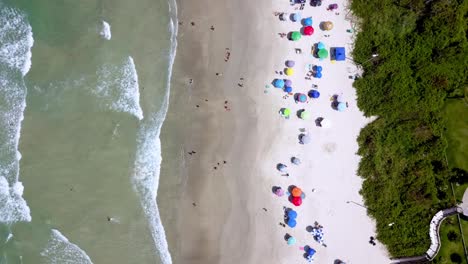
[273,79,285,88]
[303,26,314,36]
[287,236,297,245]
[309,90,320,98]
[285,68,294,76]
[303,17,313,26]
[337,102,347,112]
[318,48,329,59]
[299,134,311,144]
[296,93,307,103]
[291,13,301,22]
[300,110,310,120]
[285,60,295,68]
[284,86,293,93]
[290,31,301,41]
[292,187,302,197]
[291,157,301,165]
[334,47,346,61]
[287,218,297,228]
[321,21,333,31]
[287,209,298,219]
[284,79,292,87]
[292,196,302,206]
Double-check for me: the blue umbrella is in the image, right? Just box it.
[287,218,297,228]
[315,72,322,78]
[303,17,313,26]
[309,90,320,98]
[316,65,323,72]
[292,13,301,22]
[284,86,293,93]
[308,248,316,256]
[284,79,292,87]
[273,79,285,88]
[337,102,347,112]
[287,210,298,219]
[317,42,325,50]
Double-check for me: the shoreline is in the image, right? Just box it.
[159,0,391,263]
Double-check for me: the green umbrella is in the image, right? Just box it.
[282,108,291,117]
[291,31,301,41]
[318,48,329,59]
[300,110,310,120]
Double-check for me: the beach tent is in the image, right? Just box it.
[291,157,301,165]
[285,68,294,76]
[287,236,297,245]
[299,134,311,144]
[315,72,322,78]
[337,102,347,112]
[287,209,298,219]
[292,196,302,206]
[334,47,346,61]
[321,21,333,31]
[273,79,285,88]
[291,13,301,22]
[300,110,310,120]
[318,49,329,59]
[291,31,301,41]
[320,118,332,128]
[303,17,313,26]
[296,93,307,103]
[309,90,320,98]
[284,79,292,87]
[287,218,297,228]
[285,60,295,68]
[303,26,314,36]
[317,42,325,50]
[292,187,302,197]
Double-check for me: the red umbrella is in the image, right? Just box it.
[292,196,302,206]
[303,26,314,36]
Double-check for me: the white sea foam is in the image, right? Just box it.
[0,4,33,223]
[131,1,178,263]
[99,21,111,40]
[95,56,143,120]
[0,4,34,76]
[40,229,93,264]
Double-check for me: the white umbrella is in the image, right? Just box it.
[320,118,332,128]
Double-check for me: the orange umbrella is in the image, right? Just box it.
[292,187,302,197]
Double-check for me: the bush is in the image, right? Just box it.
[447,230,459,242]
[450,252,462,263]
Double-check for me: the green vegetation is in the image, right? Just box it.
[350,0,468,257]
[435,215,466,264]
[444,99,468,172]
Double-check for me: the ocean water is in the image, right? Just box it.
[0,0,177,263]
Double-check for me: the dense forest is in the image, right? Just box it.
[350,0,468,257]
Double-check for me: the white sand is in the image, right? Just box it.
[252,0,391,263]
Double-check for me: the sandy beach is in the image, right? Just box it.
[159,0,392,263]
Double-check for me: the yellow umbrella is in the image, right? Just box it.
[285,68,294,76]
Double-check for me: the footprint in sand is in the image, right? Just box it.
[322,143,337,153]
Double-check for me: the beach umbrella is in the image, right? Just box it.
[318,49,329,59]
[297,93,307,103]
[317,42,325,50]
[300,134,311,144]
[291,157,301,165]
[315,72,322,78]
[300,110,310,120]
[278,163,288,172]
[336,94,345,102]
[275,188,285,197]
[291,31,301,41]
[281,108,291,117]
[337,102,347,112]
[287,218,297,228]
[303,17,313,26]
[287,209,298,219]
[315,65,323,72]
[273,79,285,88]
[285,68,294,76]
[284,79,292,87]
[292,196,302,206]
[303,26,314,36]
[300,192,306,199]
[284,86,292,93]
[308,248,316,256]
[291,13,301,22]
[292,187,302,197]
[322,21,333,31]
[286,60,295,67]
[287,236,297,245]
[320,118,332,128]
[309,90,320,98]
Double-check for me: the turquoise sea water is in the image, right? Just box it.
[0,0,177,263]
